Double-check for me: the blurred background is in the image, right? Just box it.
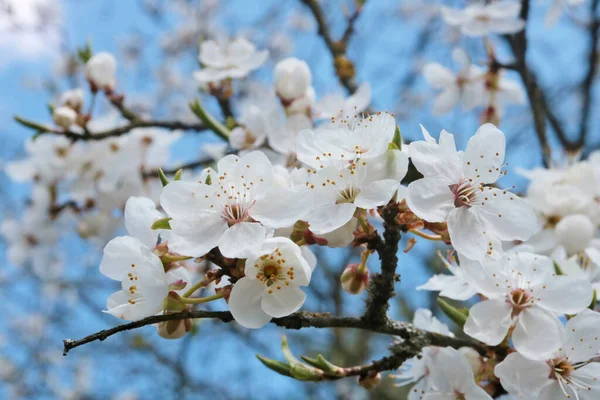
[0,0,598,399]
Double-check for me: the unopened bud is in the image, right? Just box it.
[59,88,85,112]
[341,263,369,295]
[157,318,192,339]
[53,106,77,129]
[458,347,483,376]
[85,52,117,91]
[555,214,594,254]
[286,87,315,116]
[357,372,381,390]
[275,57,312,101]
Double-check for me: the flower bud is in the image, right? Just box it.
[275,57,312,101]
[555,214,594,255]
[59,88,85,112]
[458,347,483,376]
[287,87,315,115]
[85,52,117,91]
[341,263,369,295]
[357,372,381,389]
[157,318,192,339]
[53,106,77,129]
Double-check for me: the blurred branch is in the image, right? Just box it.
[143,158,214,178]
[300,0,367,93]
[63,310,485,357]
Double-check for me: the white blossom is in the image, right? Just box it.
[85,52,117,90]
[274,57,312,101]
[441,1,525,37]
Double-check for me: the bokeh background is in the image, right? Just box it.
[0,0,598,399]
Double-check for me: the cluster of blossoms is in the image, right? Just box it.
[5,1,600,397]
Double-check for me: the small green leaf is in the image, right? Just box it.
[151,217,172,230]
[392,125,402,150]
[77,40,93,64]
[437,297,468,328]
[256,354,292,377]
[157,168,170,187]
[14,116,50,133]
[173,169,183,181]
[205,173,212,185]
[554,261,565,276]
[590,289,597,310]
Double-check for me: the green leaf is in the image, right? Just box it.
[151,217,172,230]
[256,355,292,377]
[14,116,50,133]
[157,168,170,187]
[590,289,597,310]
[554,261,565,276]
[173,169,183,181]
[392,125,402,150]
[205,173,212,185]
[77,40,93,64]
[437,297,468,328]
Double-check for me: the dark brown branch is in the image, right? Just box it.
[577,0,600,148]
[363,203,401,327]
[63,310,485,357]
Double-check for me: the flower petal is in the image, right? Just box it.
[535,276,593,315]
[228,277,272,329]
[307,203,356,235]
[261,284,306,318]
[494,353,550,397]
[354,179,399,209]
[168,214,227,257]
[464,299,513,345]
[462,123,505,185]
[217,222,267,258]
[447,207,488,261]
[406,177,454,223]
[477,188,538,241]
[513,307,564,360]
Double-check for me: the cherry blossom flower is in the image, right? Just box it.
[417,252,478,301]
[495,310,600,400]
[85,52,117,91]
[228,237,313,328]
[100,197,185,321]
[160,151,311,258]
[229,105,268,151]
[462,252,593,360]
[441,2,525,37]
[552,246,600,292]
[58,88,84,111]
[407,124,538,260]
[423,49,485,115]
[274,57,312,101]
[193,37,269,83]
[422,347,492,400]
[314,83,371,120]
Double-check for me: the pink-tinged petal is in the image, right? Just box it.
[564,309,600,363]
[261,284,306,318]
[423,63,456,89]
[447,207,488,261]
[464,299,513,345]
[354,179,399,209]
[462,123,505,185]
[168,214,227,257]
[406,177,454,223]
[250,187,311,228]
[228,277,271,329]
[307,203,356,235]
[217,222,267,258]
[160,181,215,219]
[494,353,550,396]
[432,87,460,115]
[477,188,538,241]
[513,307,564,360]
[535,276,593,315]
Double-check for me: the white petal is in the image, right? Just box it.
[250,187,311,228]
[423,63,456,88]
[417,274,477,301]
[100,236,153,281]
[447,207,488,261]
[432,87,460,115]
[307,203,356,235]
[464,299,512,345]
[168,214,227,257]
[564,309,600,363]
[160,181,215,219]
[406,177,454,223]
[536,276,593,315]
[462,123,506,185]
[228,277,271,329]
[218,222,267,258]
[354,179,399,209]
[513,307,564,360]
[477,189,538,241]
[124,196,163,248]
[494,353,550,397]
[261,284,306,318]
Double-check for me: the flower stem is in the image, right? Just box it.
[409,229,443,241]
[179,292,225,305]
[357,214,370,233]
[182,280,207,298]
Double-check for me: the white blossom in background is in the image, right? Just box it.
[546,0,587,27]
[228,237,314,328]
[193,37,269,83]
[495,310,600,399]
[228,105,269,151]
[407,124,538,260]
[417,252,479,300]
[58,88,85,111]
[52,106,78,129]
[441,1,525,36]
[85,52,117,91]
[160,151,311,258]
[314,83,371,120]
[422,347,492,400]
[423,49,485,115]
[462,252,593,360]
[274,57,312,102]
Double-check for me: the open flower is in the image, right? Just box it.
[441,2,525,37]
[229,105,268,151]
[160,151,311,258]
[314,83,371,120]
[100,197,186,321]
[462,252,593,360]
[495,310,600,399]
[407,124,538,260]
[228,237,313,328]
[193,37,269,83]
[422,347,492,400]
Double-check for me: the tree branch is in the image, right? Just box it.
[63,310,485,357]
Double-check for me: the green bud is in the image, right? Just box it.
[255,354,292,377]
[392,125,403,150]
[590,289,597,310]
[163,292,187,312]
[151,217,172,230]
[437,297,468,328]
[77,40,93,64]
[173,169,183,181]
[157,168,170,187]
[205,173,212,185]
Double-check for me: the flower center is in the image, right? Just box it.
[254,249,295,294]
[337,187,361,204]
[243,131,257,148]
[449,181,479,208]
[548,358,592,397]
[222,204,250,227]
[507,288,534,317]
